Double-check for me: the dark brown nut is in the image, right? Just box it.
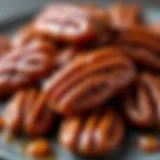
[0,35,11,56]
[136,135,160,152]
[43,47,136,115]
[33,3,108,44]
[117,25,160,70]
[108,3,142,30]
[123,73,160,128]
[26,139,51,157]
[59,108,125,156]
[3,89,55,137]
[0,39,54,96]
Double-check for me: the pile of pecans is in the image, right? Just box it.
[0,2,160,157]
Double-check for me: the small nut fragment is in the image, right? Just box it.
[136,135,160,153]
[26,139,51,157]
[0,116,4,129]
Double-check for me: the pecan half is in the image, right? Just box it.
[3,89,55,137]
[59,108,125,156]
[123,73,160,128]
[33,3,108,44]
[117,25,160,70]
[108,3,143,30]
[43,47,136,115]
[0,39,54,95]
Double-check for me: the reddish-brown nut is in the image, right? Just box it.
[136,135,160,152]
[0,35,11,55]
[3,89,55,137]
[12,24,55,48]
[0,39,55,96]
[43,47,136,115]
[33,3,108,44]
[0,116,4,129]
[123,72,160,128]
[117,25,160,70]
[59,108,125,156]
[108,3,142,30]
[26,139,51,157]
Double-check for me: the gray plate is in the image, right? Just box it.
[0,6,160,160]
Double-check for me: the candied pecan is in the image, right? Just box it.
[108,3,143,30]
[123,72,160,128]
[33,3,108,44]
[117,25,160,70]
[0,39,54,95]
[0,35,11,56]
[12,24,55,48]
[59,108,125,156]
[3,89,55,137]
[43,47,136,115]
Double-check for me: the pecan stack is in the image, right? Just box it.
[59,108,124,155]
[3,89,55,137]
[43,47,135,115]
[1,2,160,158]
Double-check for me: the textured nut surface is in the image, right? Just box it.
[117,25,160,70]
[26,139,51,157]
[137,135,160,152]
[123,73,160,128]
[3,89,55,137]
[43,47,135,115]
[34,3,107,44]
[59,108,125,156]
[0,35,11,56]
[0,39,54,95]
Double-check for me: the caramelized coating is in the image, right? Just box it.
[59,108,125,156]
[0,35,11,55]
[43,47,135,115]
[123,73,160,128]
[108,3,142,30]
[33,3,108,44]
[136,135,160,153]
[3,89,55,137]
[12,24,55,48]
[117,25,160,70]
[0,39,54,95]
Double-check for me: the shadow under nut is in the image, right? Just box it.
[59,108,125,156]
[3,89,55,137]
[123,72,160,128]
[44,47,136,115]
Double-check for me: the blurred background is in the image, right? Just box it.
[0,0,159,25]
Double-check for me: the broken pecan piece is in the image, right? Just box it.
[108,3,143,30]
[0,39,54,95]
[123,73,160,128]
[43,47,136,115]
[59,108,125,156]
[117,25,160,70]
[33,3,108,44]
[3,89,55,137]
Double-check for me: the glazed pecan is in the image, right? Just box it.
[117,25,160,70]
[33,3,108,44]
[43,47,136,115]
[59,108,125,156]
[12,24,55,48]
[3,89,55,137]
[0,35,11,56]
[123,73,160,128]
[108,3,142,30]
[0,39,54,95]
